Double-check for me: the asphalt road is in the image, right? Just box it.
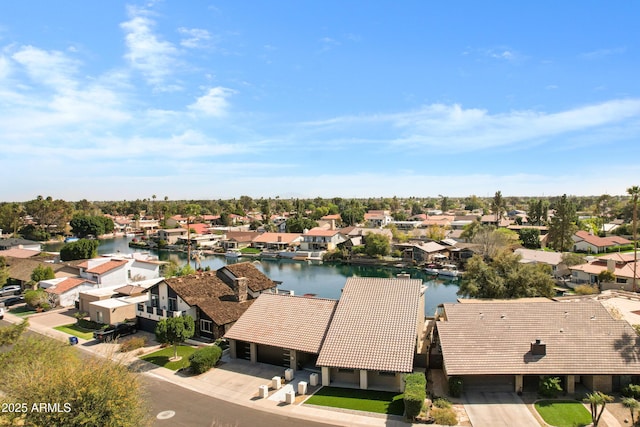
[0,319,334,427]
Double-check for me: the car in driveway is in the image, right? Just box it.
[0,285,21,296]
[2,296,25,307]
[93,321,138,342]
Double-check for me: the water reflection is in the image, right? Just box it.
[44,237,460,316]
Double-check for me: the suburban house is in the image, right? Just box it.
[40,277,96,307]
[300,228,346,251]
[364,210,393,228]
[433,299,640,394]
[514,248,568,277]
[0,238,42,252]
[3,257,80,288]
[79,278,163,325]
[221,231,260,250]
[157,228,188,245]
[136,262,279,340]
[395,242,448,263]
[569,253,639,290]
[77,254,161,286]
[251,232,302,251]
[572,230,631,254]
[226,276,426,392]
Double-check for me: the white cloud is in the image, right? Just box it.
[301,99,640,152]
[178,27,213,49]
[188,86,235,116]
[120,6,179,90]
[580,47,626,60]
[12,45,79,90]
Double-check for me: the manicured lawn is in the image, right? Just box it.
[240,247,261,254]
[8,306,38,317]
[54,323,95,340]
[304,387,404,415]
[534,400,592,427]
[140,345,197,371]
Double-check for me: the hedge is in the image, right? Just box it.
[448,376,463,398]
[189,345,223,374]
[404,373,426,420]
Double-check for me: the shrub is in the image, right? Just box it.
[189,345,223,374]
[433,397,452,409]
[539,376,563,398]
[622,384,640,399]
[404,373,426,420]
[431,406,458,426]
[120,336,148,353]
[448,376,463,398]
[574,284,598,295]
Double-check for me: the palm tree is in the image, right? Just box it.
[584,391,614,427]
[628,186,640,292]
[623,397,639,425]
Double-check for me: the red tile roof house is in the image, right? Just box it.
[40,277,96,307]
[78,255,162,286]
[136,262,279,341]
[300,228,346,252]
[569,253,640,291]
[250,232,302,251]
[434,299,640,394]
[571,230,631,254]
[221,231,260,250]
[225,277,426,392]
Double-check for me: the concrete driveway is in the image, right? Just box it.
[463,391,540,427]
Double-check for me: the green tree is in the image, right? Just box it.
[70,215,115,238]
[584,391,614,427]
[60,239,99,261]
[0,202,25,235]
[491,190,506,222]
[548,194,577,251]
[285,217,318,233]
[628,185,639,292]
[155,315,196,361]
[0,320,29,346]
[518,228,540,248]
[23,195,73,235]
[460,220,482,242]
[0,335,148,426]
[562,252,586,267]
[457,255,506,299]
[24,289,51,310]
[363,233,390,257]
[31,264,55,282]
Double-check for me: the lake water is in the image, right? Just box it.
[45,237,461,316]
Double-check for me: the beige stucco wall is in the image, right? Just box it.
[90,304,136,325]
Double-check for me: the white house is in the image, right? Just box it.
[40,277,96,307]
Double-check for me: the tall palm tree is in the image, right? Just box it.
[628,186,640,292]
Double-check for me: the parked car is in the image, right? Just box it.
[0,285,21,296]
[93,321,137,342]
[2,296,25,307]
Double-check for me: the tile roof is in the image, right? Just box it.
[225,294,338,353]
[218,262,279,292]
[85,259,128,275]
[225,231,260,242]
[251,232,302,244]
[113,284,146,295]
[45,277,93,295]
[317,277,422,372]
[437,300,640,376]
[4,257,67,282]
[574,230,631,248]
[514,248,564,266]
[304,228,342,237]
[0,248,41,259]
[164,271,253,326]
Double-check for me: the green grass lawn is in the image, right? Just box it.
[534,400,592,427]
[8,306,38,317]
[140,345,197,371]
[53,323,95,340]
[304,387,404,415]
[240,247,260,254]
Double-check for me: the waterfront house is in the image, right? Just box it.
[0,238,42,252]
[221,231,260,250]
[514,248,568,277]
[226,276,426,392]
[157,228,188,245]
[571,230,631,254]
[300,228,346,252]
[250,232,302,251]
[434,299,640,393]
[136,262,278,340]
[569,253,639,290]
[77,254,161,286]
[40,277,96,307]
[364,210,393,228]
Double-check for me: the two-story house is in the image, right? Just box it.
[136,262,279,340]
[300,228,346,252]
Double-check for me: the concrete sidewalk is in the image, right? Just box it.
[3,311,414,427]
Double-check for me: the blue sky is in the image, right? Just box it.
[1,1,639,202]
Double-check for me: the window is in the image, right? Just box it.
[617,277,627,284]
[168,297,177,312]
[200,319,212,334]
[97,311,103,323]
[151,294,159,308]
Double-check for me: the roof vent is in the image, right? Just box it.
[500,314,506,319]
[531,339,546,356]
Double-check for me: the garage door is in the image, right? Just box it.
[464,375,514,392]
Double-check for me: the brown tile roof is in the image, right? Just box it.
[251,232,302,244]
[225,294,338,353]
[317,277,423,372]
[218,262,278,292]
[85,259,128,275]
[437,300,640,376]
[0,248,41,259]
[113,284,146,295]
[4,257,67,282]
[45,277,94,295]
[225,231,260,243]
[305,228,342,237]
[164,272,253,326]
[574,230,631,248]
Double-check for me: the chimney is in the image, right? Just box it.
[234,277,248,303]
[531,339,546,356]
[607,258,616,273]
[278,236,283,242]
[330,219,336,230]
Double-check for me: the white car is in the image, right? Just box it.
[0,307,4,320]
[0,285,21,296]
